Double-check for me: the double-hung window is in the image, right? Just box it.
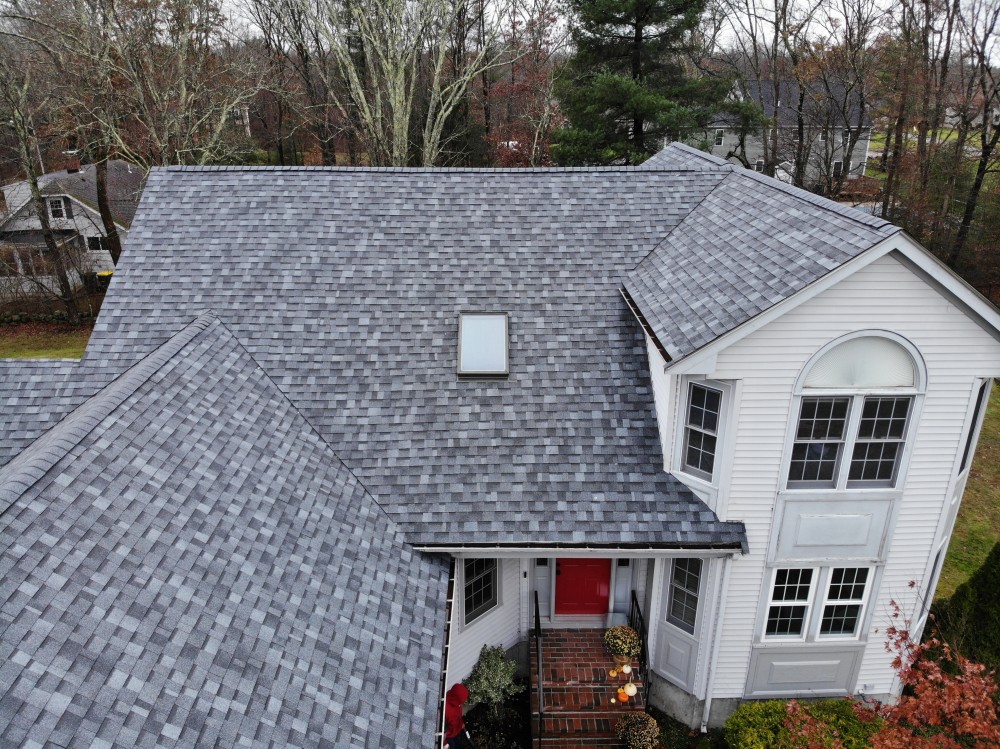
[789,395,912,489]
[764,566,872,641]
[682,383,722,481]
[464,558,498,624]
[715,129,725,146]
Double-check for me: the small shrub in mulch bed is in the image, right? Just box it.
[464,677,531,749]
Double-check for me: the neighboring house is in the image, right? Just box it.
[710,80,873,189]
[1,144,999,748]
[0,159,145,293]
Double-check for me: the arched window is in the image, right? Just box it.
[787,333,924,489]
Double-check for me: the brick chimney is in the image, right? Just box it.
[63,150,81,173]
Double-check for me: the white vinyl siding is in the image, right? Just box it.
[701,252,1000,699]
[447,558,522,683]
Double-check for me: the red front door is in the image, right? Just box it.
[554,559,611,615]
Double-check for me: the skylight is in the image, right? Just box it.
[458,313,508,376]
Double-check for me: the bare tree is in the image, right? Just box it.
[0,40,81,322]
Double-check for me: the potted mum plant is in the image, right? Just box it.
[616,712,659,749]
[604,625,640,666]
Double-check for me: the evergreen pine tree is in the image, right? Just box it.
[552,0,727,165]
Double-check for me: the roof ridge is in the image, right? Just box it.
[158,164,722,174]
[0,312,217,518]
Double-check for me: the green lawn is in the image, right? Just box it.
[936,383,1000,599]
[0,322,93,358]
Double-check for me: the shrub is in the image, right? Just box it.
[936,541,1000,672]
[604,625,641,657]
[724,699,879,749]
[616,711,660,749]
[724,700,790,749]
[464,645,523,721]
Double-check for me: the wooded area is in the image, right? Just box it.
[0,0,997,310]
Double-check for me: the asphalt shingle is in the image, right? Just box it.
[74,165,746,548]
[0,314,448,748]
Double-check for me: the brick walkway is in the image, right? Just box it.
[529,629,645,748]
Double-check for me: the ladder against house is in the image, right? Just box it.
[530,629,645,748]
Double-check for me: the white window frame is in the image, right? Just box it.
[665,558,703,635]
[819,129,828,142]
[457,312,509,377]
[762,565,875,643]
[714,129,725,146]
[842,128,851,146]
[47,197,66,219]
[832,160,843,178]
[754,159,764,172]
[463,558,500,626]
[787,393,916,490]
[674,378,732,489]
[784,332,925,492]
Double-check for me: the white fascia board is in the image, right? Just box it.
[413,546,740,559]
[664,232,905,376]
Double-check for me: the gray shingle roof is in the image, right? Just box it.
[0,359,108,467]
[78,165,746,548]
[0,314,449,748]
[626,144,899,360]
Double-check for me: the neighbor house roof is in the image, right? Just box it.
[0,313,448,748]
[1,160,145,229]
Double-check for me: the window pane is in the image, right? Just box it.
[687,384,721,433]
[849,442,900,481]
[827,568,868,601]
[459,314,507,374]
[667,559,702,634]
[772,568,813,601]
[796,398,849,440]
[857,397,910,439]
[464,558,498,623]
[789,442,841,482]
[766,605,807,636]
[820,604,862,635]
[684,431,717,475]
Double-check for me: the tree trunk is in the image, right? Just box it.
[949,128,1000,268]
[95,158,124,265]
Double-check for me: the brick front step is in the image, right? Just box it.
[532,684,644,713]
[529,629,646,747]
[542,708,643,734]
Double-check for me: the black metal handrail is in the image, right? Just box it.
[628,590,649,683]
[533,590,544,749]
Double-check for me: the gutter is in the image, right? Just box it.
[413,543,746,558]
[437,558,457,749]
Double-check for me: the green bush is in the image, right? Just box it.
[724,699,879,749]
[937,541,1000,671]
[464,645,523,721]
